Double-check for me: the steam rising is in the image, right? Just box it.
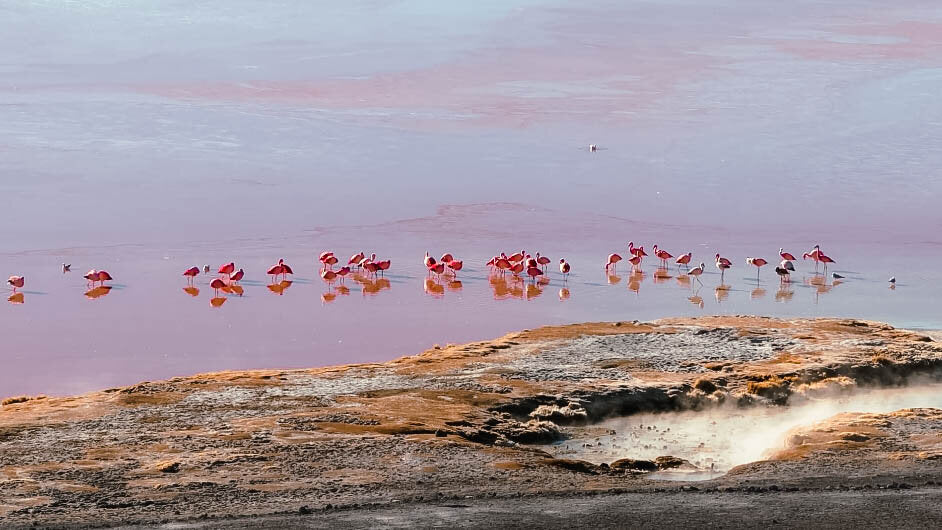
[556,383,942,476]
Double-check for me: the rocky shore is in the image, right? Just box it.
[2,317,942,528]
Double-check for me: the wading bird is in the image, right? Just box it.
[7,276,24,292]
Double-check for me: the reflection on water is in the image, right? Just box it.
[267,280,293,296]
[8,292,24,305]
[750,287,766,300]
[558,287,570,301]
[182,286,200,297]
[714,285,730,303]
[210,296,227,307]
[84,286,112,300]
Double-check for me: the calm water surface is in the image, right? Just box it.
[1,1,941,396]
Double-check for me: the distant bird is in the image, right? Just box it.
[526,266,543,282]
[536,253,551,271]
[321,269,338,284]
[559,258,571,279]
[362,261,379,278]
[440,253,454,264]
[336,266,351,283]
[745,257,768,281]
[322,255,339,270]
[818,252,835,272]
[589,144,598,152]
[218,262,235,277]
[424,252,437,268]
[229,268,244,283]
[266,261,284,283]
[605,253,623,271]
[652,245,673,267]
[889,277,896,284]
[7,276,24,292]
[687,262,705,285]
[209,278,226,297]
[348,252,365,269]
[626,254,643,268]
[183,266,200,284]
[779,248,797,261]
[203,265,211,274]
[780,259,795,272]
[84,269,99,286]
[832,273,844,279]
[428,262,445,279]
[675,252,692,268]
[446,260,463,277]
[96,270,113,286]
[715,254,731,282]
[376,259,391,276]
[62,263,71,273]
[775,266,791,283]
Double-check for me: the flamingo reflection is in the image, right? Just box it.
[525,282,543,300]
[558,287,570,301]
[675,274,691,288]
[8,292,24,304]
[321,291,338,304]
[267,280,293,296]
[775,284,795,303]
[84,286,112,300]
[424,278,445,298]
[751,287,766,300]
[714,285,730,303]
[606,272,621,285]
[447,280,463,292]
[210,296,227,307]
[360,276,390,296]
[182,286,200,297]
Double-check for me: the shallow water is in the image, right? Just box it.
[553,384,942,478]
[1,1,941,396]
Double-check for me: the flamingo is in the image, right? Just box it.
[266,262,284,283]
[627,241,642,257]
[7,276,24,292]
[321,269,338,284]
[486,257,497,270]
[183,266,200,284]
[605,253,622,271]
[62,263,71,273]
[508,251,525,264]
[336,266,351,283]
[96,271,113,286]
[362,261,379,278]
[746,257,768,281]
[495,258,511,275]
[675,252,692,268]
[278,259,294,280]
[447,260,463,277]
[559,259,570,279]
[322,255,338,270]
[687,262,705,285]
[440,253,454,264]
[319,251,334,264]
[209,278,227,297]
[652,245,673,267]
[526,255,538,269]
[780,259,795,272]
[780,248,797,261]
[509,262,524,278]
[424,252,436,268]
[526,266,543,283]
[626,254,643,269]
[348,252,365,269]
[536,253,551,271]
[376,259,391,276]
[715,255,731,282]
[775,266,791,284]
[229,268,244,284]
[84,269,99,287]
[428,262,445,279]
[818,252,835,272]
[218,262,235,277]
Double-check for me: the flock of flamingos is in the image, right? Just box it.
[4,242,855,306]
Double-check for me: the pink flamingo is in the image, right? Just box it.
[440,253,454,264]
[818,252,835,272]
[536,253,551,271]
[803,245,824,272]
[376,259,391,276]
[424,252,436,268]
[526,266,543,283]
[687,262,705,285]
[336,266,351,283]
[495,258,511,275]
[229,268,244,284]
[605,253,623,271]
[322,255,338,270]
[652,245,673,267]
[321,269,338,284]
[780,248,797,261]
[509,262,524,278]
[209,278,226,297]
[508,251,525,264]
[266,262,284,283]
[97,271,113,286]
[428,262,445,279]
[675,252,692,268]
[447,260,463,277]
[526,255,538,269]
[84,269,99,287]
[362,261,379,278]
[218,262,235,278]
[348,252,365,269]
[715,254,731,282]
[559,259,570,279]
[183,267,200,284]
[746,257,768,281]
[627,241,644,257]
[7,276,24,292]
[626,254,643,269]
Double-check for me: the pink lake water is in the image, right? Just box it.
[1,0,941,397]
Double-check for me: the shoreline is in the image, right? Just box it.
[3,316,942,527]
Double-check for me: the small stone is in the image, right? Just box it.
[299,505,313,515]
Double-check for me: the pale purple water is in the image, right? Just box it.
[1,1,941,397]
